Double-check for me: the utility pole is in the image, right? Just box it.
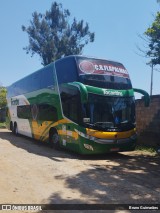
[150,62,153,96]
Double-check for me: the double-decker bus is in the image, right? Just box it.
[6,55,150,154]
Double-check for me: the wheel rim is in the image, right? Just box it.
[14,125,18,135]
[52,133,59,145]
[51,133,60,149]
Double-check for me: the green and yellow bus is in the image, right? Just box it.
[6,55,149,154]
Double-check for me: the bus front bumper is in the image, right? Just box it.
[94,133,137,144]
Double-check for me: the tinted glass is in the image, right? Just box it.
[79,75,132,89]
[38,104,58,121]
[41,67,55,89]
[7,65,55,97]
[60,85,81,123]
[76,57,132,89]
[83,93,135,131]
[55,57,78,85]
[17,105,31,119]
[17,104,58,121]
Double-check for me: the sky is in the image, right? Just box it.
[0,0,159,98]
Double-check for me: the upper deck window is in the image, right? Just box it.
[7,65,55,97]
[55,57,78,84]
[77,57,132,89]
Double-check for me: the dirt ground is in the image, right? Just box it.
[0,128,160,213]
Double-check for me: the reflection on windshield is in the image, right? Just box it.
[83,93,135,131]
[79,75,132,90]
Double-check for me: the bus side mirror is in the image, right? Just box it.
[83,118,91,123]
[142,95,150,107]
[133,88,150,107]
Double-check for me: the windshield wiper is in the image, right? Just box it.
[116,120,135,131]
[85,122,116,131]
[94,122,114,128]
[85,120,135,131]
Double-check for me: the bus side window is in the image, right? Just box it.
[32,73,41,91]
[55,57,78,84]
[38,104,58,122]
[17,105,31,119]
[60,86,82,124]
[41,67,55,89]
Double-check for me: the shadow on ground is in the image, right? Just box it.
[0,129,159,213]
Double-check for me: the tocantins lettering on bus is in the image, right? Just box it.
[31,104,38,120]
[103,90,123,96]
[11,99,19,105]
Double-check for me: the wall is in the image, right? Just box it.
[136,95,160,147]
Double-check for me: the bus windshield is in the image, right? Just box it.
[83,93,135,131]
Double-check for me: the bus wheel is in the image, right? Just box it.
[13,123,18,136]
[10,122,13,132]
[50,132,60,150]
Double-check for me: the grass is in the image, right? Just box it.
[135,145,157,155]
[0,122,6,128]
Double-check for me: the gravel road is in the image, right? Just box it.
[0,128,160,213]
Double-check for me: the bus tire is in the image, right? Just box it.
[49,130,60,150]
[13,123,18,136]
[10,122,13,132]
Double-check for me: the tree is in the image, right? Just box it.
[144,12,160,65]
[0,87,7,108]
[22,2,95,66]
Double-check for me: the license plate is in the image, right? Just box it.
[110,148,119,152]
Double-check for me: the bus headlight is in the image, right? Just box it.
[74,129,95,141]
[130,133,137,140]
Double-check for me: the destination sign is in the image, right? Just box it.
[78,59,129,78]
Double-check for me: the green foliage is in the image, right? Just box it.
[0,87,7,108]
[22,2,95,66]
[136,145,157,155]
[0,122,6,128]
[144,12,160,65]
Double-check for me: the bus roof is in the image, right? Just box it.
[56,55,125,67]
[7,55,126,88]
